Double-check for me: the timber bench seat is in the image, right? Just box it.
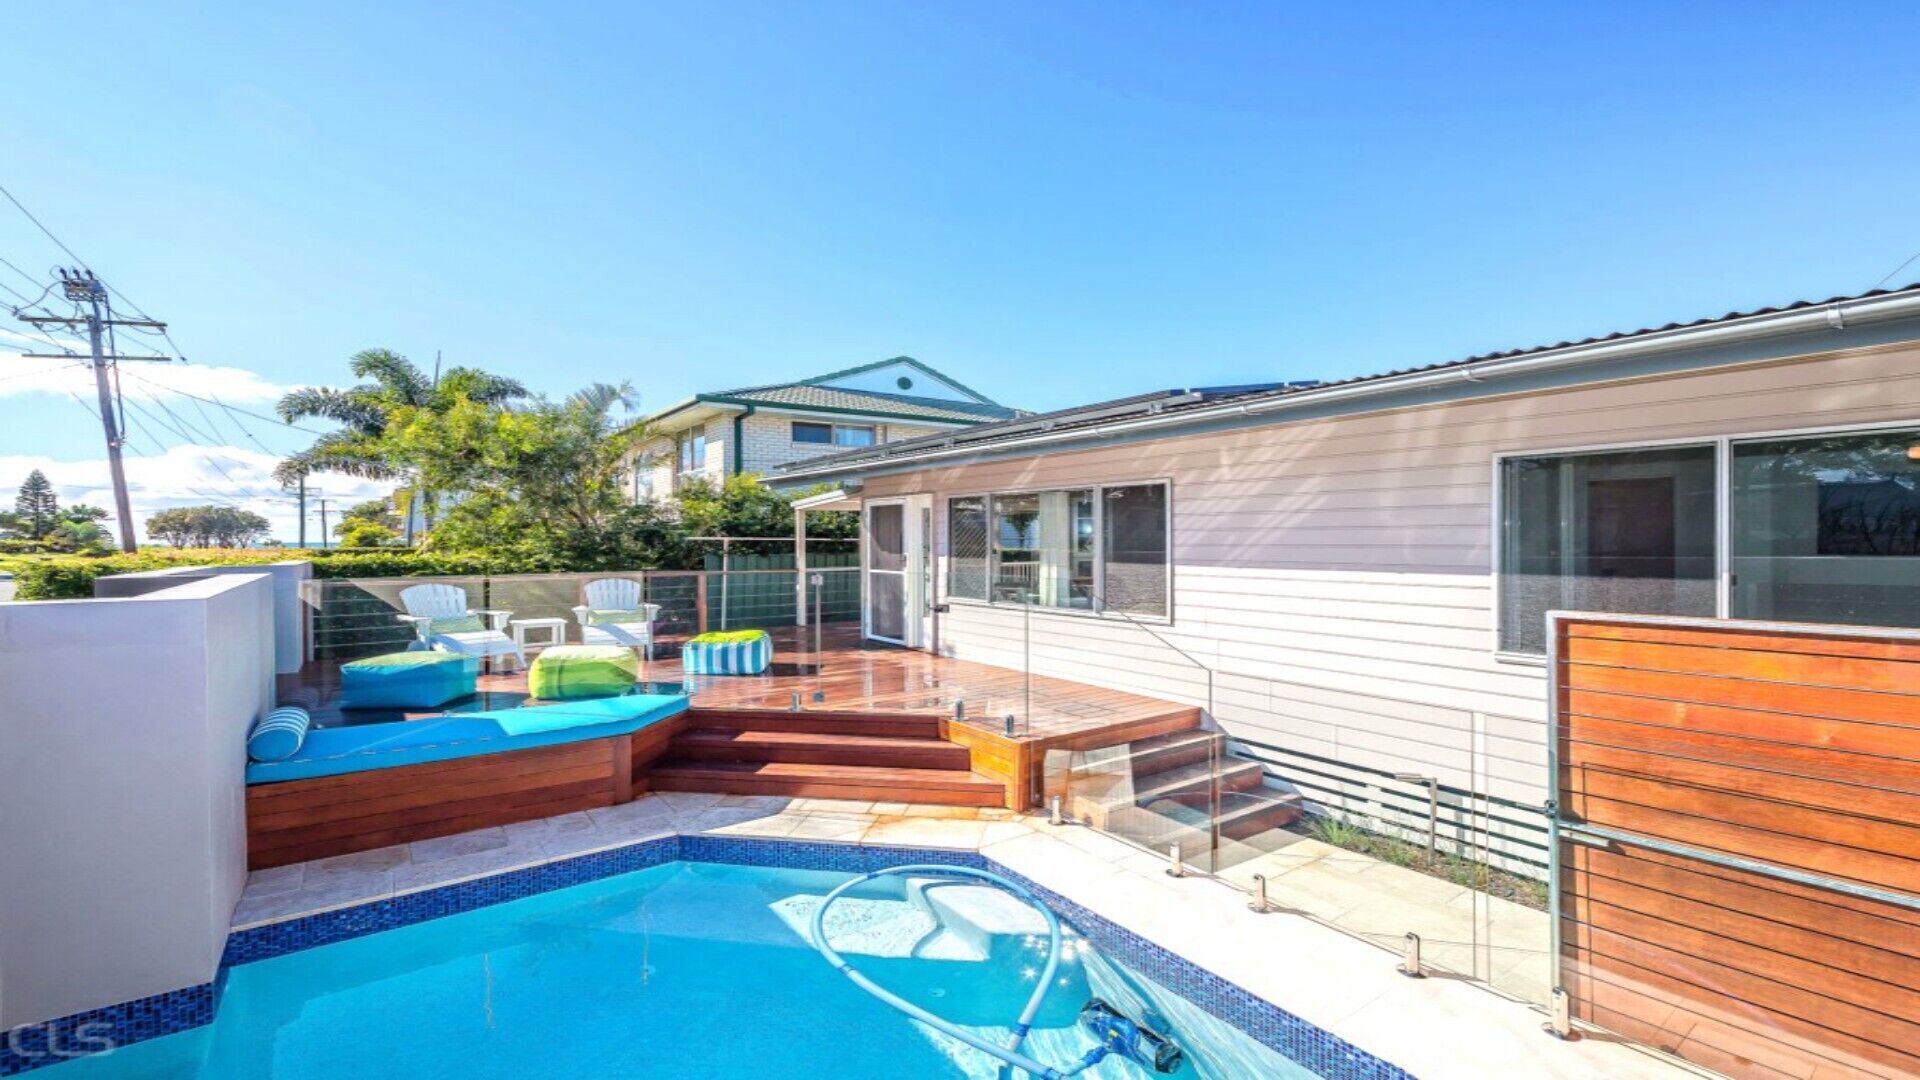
[246,694,688,869]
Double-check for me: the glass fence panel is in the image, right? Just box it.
[1044,732,1225,875]
[1039,653,1554,1006]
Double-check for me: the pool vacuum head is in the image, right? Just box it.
[1079,998,1184,1074]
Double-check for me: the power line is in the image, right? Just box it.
[0,182,189,361]
[0,183,89,269]
[1871,250,1920,292]
[117,367,324,435]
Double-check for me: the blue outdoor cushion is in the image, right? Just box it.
[248,706,311,762]
[245,693,690,784]
[339,651,479,710]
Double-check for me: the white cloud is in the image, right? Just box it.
[0,444,392,545]
[0,329,297,405]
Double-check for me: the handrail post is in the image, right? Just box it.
[695,574,709,635]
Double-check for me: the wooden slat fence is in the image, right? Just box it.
[1552,614,1920,1080]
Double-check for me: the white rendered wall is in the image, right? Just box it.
[0,574,273,1029]
[94,562,311,675]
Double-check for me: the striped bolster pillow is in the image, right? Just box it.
[248,706,312,762]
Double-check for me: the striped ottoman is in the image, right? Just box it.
[681,630,772,675]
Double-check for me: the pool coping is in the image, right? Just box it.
[3,833,1413,1080]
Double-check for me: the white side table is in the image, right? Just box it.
[510,617,569,656]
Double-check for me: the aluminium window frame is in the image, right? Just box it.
[1490,416,1920,664]
[792,420,879,448]
[943,477,1174,624]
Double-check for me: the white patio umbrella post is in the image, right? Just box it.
[794,506,808,628]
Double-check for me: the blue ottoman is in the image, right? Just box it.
[681,630,772,675]
[339,651,479,709]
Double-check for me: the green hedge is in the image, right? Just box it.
[5,548,554,600]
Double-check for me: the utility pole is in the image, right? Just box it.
[293,476,308,548]
[15,269,173,553]
[317,498,331,549]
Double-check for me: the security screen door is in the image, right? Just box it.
[865,501,908,644]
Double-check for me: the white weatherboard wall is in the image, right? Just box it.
[864,339,1920,870]
[0,575,273,1030]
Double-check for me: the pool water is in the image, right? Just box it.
[43,862,1314,1079]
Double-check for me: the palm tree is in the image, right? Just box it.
[275,348,526,536]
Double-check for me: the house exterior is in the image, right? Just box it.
[769,285,1920,872]
[624,357,1020,501]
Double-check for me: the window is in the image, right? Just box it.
[1103,484,1169,617]
[633,454,656,501]
[947,481,1169,616]
[1731,428,1920,626]
[1498,445,1717,654]
[677,429,707,476]
[793,421,877,448]
[947,496,989,600]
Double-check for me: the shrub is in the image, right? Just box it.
[5,548,565,600]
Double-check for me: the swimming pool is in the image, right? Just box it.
[41,859,1319,1079]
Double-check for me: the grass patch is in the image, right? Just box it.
[1305,814,1547,910]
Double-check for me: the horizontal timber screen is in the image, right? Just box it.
[1550,613,1920,1080]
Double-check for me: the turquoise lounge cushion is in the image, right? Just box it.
[245,693,690,784]
[339,650,478,709]
[247,706,311,762]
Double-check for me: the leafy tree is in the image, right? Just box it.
[674,474,855,540]
[53,504,111,550]
[411,383,650,554]
[335,498,405,548]
[12,470,59,539]
[144,505,273,548]
[274,348,527,532]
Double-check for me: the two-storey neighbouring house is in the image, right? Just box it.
[625,356,1020,500]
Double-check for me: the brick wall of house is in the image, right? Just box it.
[627,413,955,501]
[736,413,950,475]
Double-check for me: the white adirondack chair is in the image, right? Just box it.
[396,583,525,672]
[571,578,661,651]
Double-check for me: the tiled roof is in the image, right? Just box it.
[710,383,1022,423]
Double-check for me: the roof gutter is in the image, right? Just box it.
[774,289,1920,484]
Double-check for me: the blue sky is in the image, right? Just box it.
[4,2,1920,540]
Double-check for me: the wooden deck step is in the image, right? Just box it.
[649,759,1007,807]
[682,707,944,740]
[672,727,972,770]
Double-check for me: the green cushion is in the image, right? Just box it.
[529,645,639,700]
[687,630,769,645]
[587,608,649,625]
[428,613,485,635]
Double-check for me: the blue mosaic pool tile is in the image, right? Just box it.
[43,830,1414,1079]
[681,834,991,875]
[0,982,212,1077]
[223,835,681,965]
